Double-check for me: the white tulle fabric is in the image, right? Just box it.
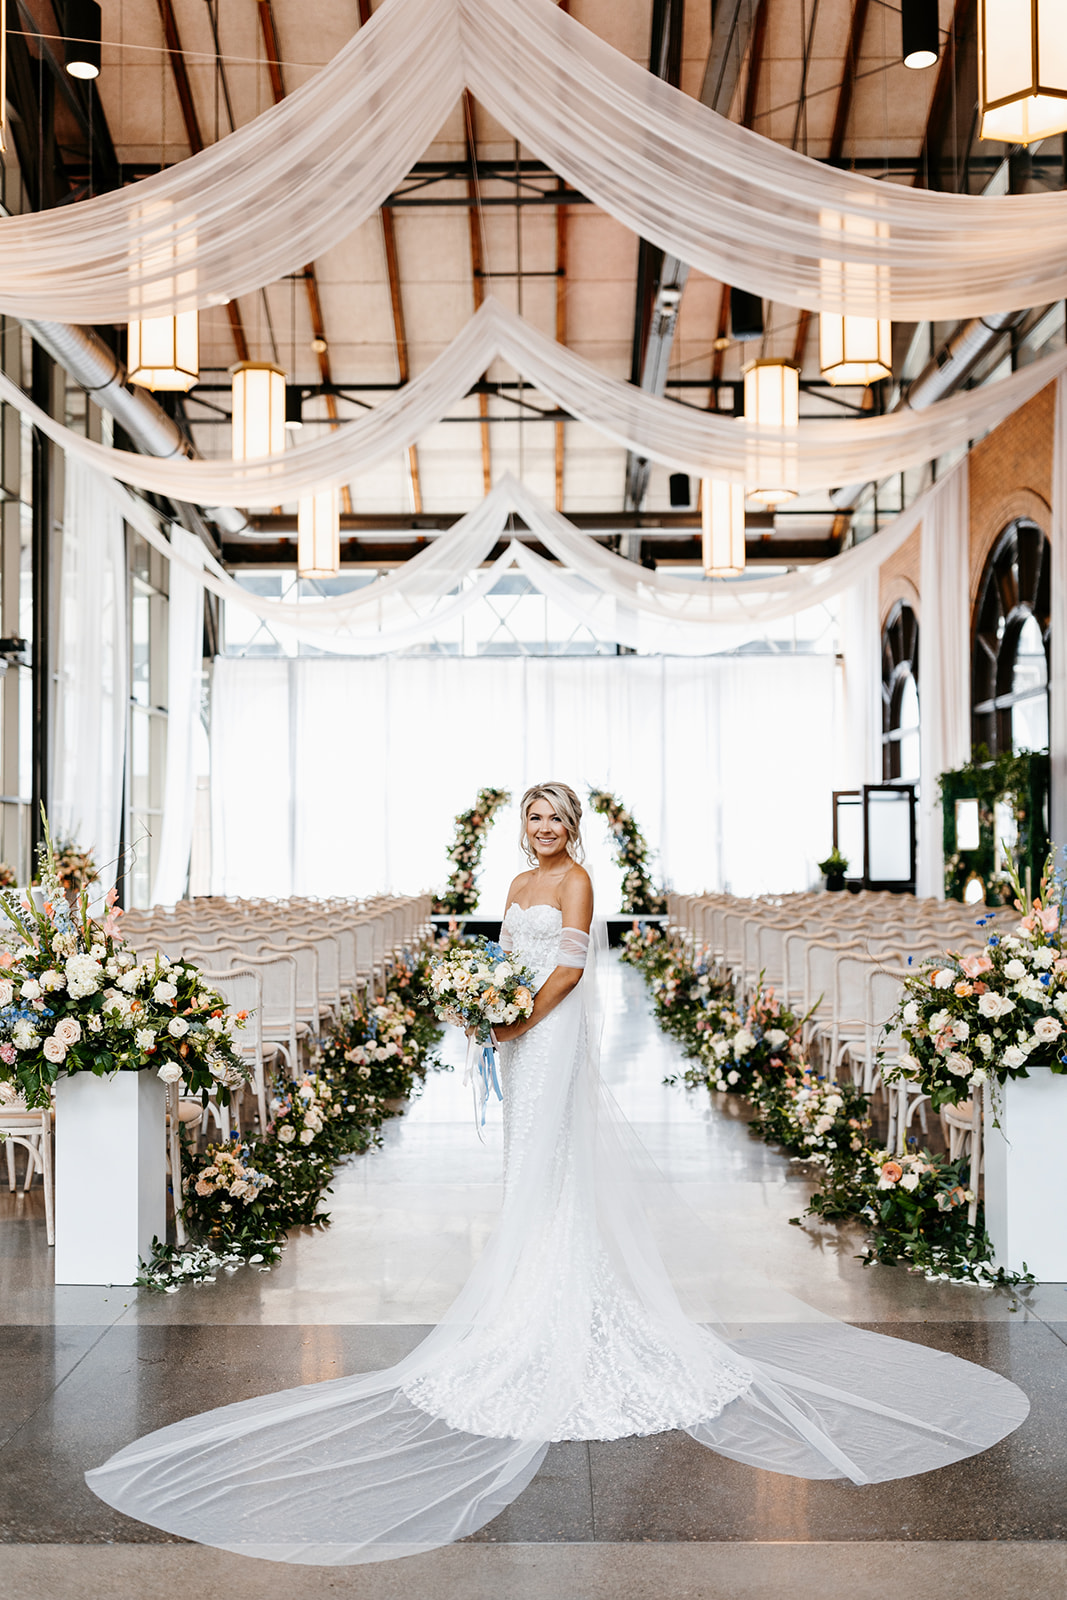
[3,300,1065,506]
[110,466,945,659]
[86,906,1027,1565]
[7,0,1067,321]
[555,926,590,968]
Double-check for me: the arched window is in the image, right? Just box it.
[881,601,920,781]
[972,520,1050,757]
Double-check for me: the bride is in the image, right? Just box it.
[87,782,1029,1565]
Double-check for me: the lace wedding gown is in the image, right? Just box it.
[87,904,1028,1565]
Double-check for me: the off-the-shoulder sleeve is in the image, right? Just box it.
[557,927,590,968]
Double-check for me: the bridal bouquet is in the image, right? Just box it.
[0,816,250,1110]
[885,853,1067,1112]
[429,937,536,1045]
[429,937,536,1128]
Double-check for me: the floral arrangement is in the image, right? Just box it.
[434,787,510,915]
[588,788,666,913]
[939,746,1048,904]
[885,853,1067,1114]
[139,942,447,1291]
[0,818,249,1111]
[0,863,16,890]
[623,918,1022,1285]
[430,935,535,1043]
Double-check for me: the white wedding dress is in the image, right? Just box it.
[87,904,1029,1565]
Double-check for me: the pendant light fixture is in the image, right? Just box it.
[64,0,101,80]
[128,313,199,392]
[231,362,286,461]
[901,0,940,69]
[701,480,746,577]
[979,1,1067,144]
[297,489,341,579]
[819,315,892,386]
[743,360,799,506]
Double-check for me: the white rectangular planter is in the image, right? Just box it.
[54,1070,167,1286]
[983,1066,1067,1282]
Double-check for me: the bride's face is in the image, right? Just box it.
[526,802,569,865]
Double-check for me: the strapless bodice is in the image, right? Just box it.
[503,902,563,984]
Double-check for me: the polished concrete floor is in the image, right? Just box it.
[2,956,1065,1598]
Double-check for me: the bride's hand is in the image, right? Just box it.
[491,1021,524,1043]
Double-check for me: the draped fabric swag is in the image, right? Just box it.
[1051,376,1067,846]
[1,302,1065,510]
[150,530,206,907]
[51,459,128,903]
[917,465,971,899]
[4,0,1067,322]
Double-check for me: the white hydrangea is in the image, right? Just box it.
[901,1000,920,1027]
[12,1020,39,1051]
[65,953,104,999]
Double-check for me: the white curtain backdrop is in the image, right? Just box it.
[3,303,1065,507]
[151,528,205,906]
[838,572,882,792]
[1052,376,1067,846]
[6,0,1067,322]
[52,458,128,900]
[917,464,971,898]
[210,654,837,906]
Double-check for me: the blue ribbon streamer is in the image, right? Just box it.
[465,1034,503,1136]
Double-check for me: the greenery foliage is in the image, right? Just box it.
[587,789,666,913]
[622,922,1026,1285]
[940,745,1048,904]
[434,787,511,915]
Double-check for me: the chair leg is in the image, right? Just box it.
[166,1083,187,1247]
[5,1137,14,1192]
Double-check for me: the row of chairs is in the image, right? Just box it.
[666,889,1007,1178]
[2,892,432,1250]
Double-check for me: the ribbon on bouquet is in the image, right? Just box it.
[463,1031,502,1138]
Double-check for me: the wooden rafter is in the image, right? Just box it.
[155,0,250,363]
[554,0,571,514]
[258,1,353,513]
[464,91,493,495]
[791,0,872,368]
[712,0,769,385]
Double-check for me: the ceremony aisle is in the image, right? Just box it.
[0,956,1064,1599]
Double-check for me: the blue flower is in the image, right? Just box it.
[989,935,1000,947]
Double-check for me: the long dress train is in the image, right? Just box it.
[86,905,1029,1564]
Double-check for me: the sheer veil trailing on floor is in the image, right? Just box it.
[86,909,1028,1565]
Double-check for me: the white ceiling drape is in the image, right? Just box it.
[110,469,944,656]
[3,0,1067,321]
[2,300,1061,506]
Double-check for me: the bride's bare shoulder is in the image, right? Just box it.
[560,863,593,923]
[505,869,536,908]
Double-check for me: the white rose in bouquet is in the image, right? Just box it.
[733,1028,757,1057]
[978,992,1014,1019]
[0,979,13,1008]
[299,1127,316,1145]
[153,981,178,1003]
[1004,959,1027,980]
[1002,1044,1028,1068]
[156,1063,183,1084]
[976,1033,994,1057]
[42,1036,66,1064]
[167,1016,189,1038]
[1033,1015,1063,1042]
[53,1017,81,1047]
[277,1124,296,1144]
[932,969,956,990]
[20,979,41,1000]
[765,1028,789,1050]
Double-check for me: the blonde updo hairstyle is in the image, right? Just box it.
[519,782,586,867]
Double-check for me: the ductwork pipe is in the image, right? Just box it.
[829,308,1027,512]
[23,318,253,537]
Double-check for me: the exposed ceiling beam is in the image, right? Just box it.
[791,0,871,369]
[555,1,572,514]
[354,0,422,514]
[258,0,354,514]
[711,0,770,387]
[463,91,493,495]
[155,0,251,364]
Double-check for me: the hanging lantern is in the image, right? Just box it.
[819,315,892,386]
[298,489,340,579]
[65,0,101,80]
[231,362,286,461]
[128,312,199,392]
[979,1,1067,145]
[901,0,940,69]
[743,360,799,506]
[701,480,746,576]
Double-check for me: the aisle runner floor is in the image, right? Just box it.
[1,956,1065,1598]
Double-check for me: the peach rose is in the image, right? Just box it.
[880,1160,903,1185]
